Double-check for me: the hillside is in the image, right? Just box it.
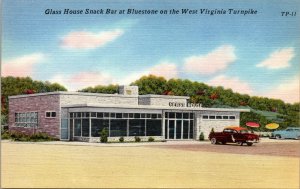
[1,75,299,131]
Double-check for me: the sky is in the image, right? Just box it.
[2,0,300,103]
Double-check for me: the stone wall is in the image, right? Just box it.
[139,95,188,106]
[89,136,164,143]
[195,111,240,140]
[60,94,138,106]
[8,94,61,138]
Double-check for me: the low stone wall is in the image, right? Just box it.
[88,136,164,143]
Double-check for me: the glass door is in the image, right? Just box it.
[176,120,182,139]
[168,120,175,139]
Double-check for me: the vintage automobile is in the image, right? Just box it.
[272,127,300,139]
[208,126,259,146]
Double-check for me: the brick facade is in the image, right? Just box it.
[7,86,247,142]
[9,94,61,138]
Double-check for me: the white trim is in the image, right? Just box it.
[61,103,249,112]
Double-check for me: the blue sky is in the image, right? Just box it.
[2,0,300,103]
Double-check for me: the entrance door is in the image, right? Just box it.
[176,120,182,139]
[168,120,175,139]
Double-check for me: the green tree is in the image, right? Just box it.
[79,84,118,93]
[131,75,167,95]
[1,76,67,115]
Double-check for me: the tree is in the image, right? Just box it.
[1,76,67,115]
[79,84,118,93]
[131,75,167,95]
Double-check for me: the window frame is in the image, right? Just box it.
[45,111,57,118]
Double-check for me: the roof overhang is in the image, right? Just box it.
[61,103,250,112]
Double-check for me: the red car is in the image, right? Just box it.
[208,126,259,146]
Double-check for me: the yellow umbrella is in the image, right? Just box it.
[265,123,279,130]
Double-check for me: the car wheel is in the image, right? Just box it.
[210,138,217,145]
[275,135,281,139]
[247,142,253,146]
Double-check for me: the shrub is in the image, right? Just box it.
[100,128,108,143]
[134,136,141,142]
[199,132,205,141]
[148,137,155,142]
[2,131,56,141]
[1,131,11,139]
[119,136,124,142]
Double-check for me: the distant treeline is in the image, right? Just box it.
[1,76,67,115]
[1,75,299,131]
[80,75,300,131]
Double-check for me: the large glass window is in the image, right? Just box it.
[74,119,81,136]
[189,120,194,139]
[71,111,163,138]
[15,112,38,127]
[165,112,194,140]
[110,119,127,137]
[61,119,68,139]
[129,119,145,136]
[82,119,89,137]
[146,120,162,136]
[91,119,109,137]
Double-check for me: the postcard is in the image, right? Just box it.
[1,0,299,188]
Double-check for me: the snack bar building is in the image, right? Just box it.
[8,86,249,142]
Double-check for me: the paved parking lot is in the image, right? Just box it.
[1,139,299,188]
[150,139,300,157]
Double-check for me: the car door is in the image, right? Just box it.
[284,129,292,138]
[233,130,243,142]
[223,129,233,142]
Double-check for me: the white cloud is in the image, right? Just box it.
[119,62,178,85]
[183,45,236,75]
[2,53,45,77]
[149,62,178,80]
[50,71,114,91]
[61,29,124,50]
[256,48,295,69]
[261,76,299,103]
[207,75,253,95]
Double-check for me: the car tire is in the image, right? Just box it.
[247,142,253,146]
[210,138,217,145]
[275,135,281,139]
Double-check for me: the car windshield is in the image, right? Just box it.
[240,129,249,134]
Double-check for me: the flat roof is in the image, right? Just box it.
[8,91,189,99]
[139,94,189,99]
[8,91,137,99]
[61,103,250,112]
